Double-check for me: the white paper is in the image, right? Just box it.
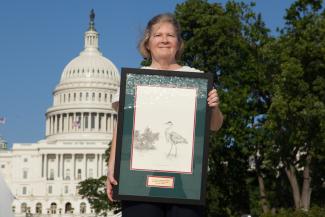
[131,85,197,173]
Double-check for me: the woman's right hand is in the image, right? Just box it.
[106,168,118,202]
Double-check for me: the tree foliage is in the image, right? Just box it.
[266,0,325,211]
[176,0,276,216]
[176,0,325,215]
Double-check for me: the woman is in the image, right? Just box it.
[107,13,223,217]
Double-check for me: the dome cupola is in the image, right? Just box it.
[45,10,119,142]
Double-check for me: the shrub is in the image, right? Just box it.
[261,207,325,217]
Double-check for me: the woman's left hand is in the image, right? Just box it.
[207,89,220,109]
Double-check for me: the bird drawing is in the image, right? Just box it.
[164,121,188,158]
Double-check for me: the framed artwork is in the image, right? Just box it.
[113,67,213,205]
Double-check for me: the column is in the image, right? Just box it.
[51,116,54,134]
[98,113,101,131]
[46,118,49,136]
[96,154,99,177]
[70,113,73,132]
[41,154,44,177]
[45,154,48,179]
[95,113,99,131]
[56,114,61,133]
[67,113,70,132]
[99,154,102,176]
[56,154,61,178]
[53,115,57,134]
[53,115,56,134]
[81,113,84,131]
[88,114,91,131]
[72,154,75,180]
[60,154,63,179]
[101,113,105,132]
[61,114,64,133]
[64,113,68,133]
[48,117,51,135]
[73,113,76,131]
[104,114,108,132]
[83,154,87,179]
[62,154,65,178]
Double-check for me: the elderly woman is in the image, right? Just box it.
[107,13,223,217]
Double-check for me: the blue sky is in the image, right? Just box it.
[0,0,296,148]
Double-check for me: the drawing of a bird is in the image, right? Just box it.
[164,121,188,157]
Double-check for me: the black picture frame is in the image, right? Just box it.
[113,67,213,205]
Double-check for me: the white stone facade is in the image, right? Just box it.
[0,11,119,217]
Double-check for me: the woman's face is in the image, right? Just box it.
[147,22,179,62]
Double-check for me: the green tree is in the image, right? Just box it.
[266,0,325,211]
[176,0,276,216]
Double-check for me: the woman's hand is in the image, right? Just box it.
[106,167,118,202]
[207,89,220,109]
[207,88,223,131]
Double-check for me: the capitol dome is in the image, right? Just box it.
[45,10,120,142]
[60,53,119,84]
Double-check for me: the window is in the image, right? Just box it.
[89,168,93,178]
[64,186,69,194]
[21,203,27,213]
[65,202,72,214]
[49,169,54,180]
[48,185,53,194]
[92,92,95,101]
[23,169,28,179]
[12,206,16,213]
[36,203,42,214]
[80,202,86,214]
[77,169,82,180]
[65,169,70,180]
[22,187,27,195]
[1,164,5,168]
[24,158,28,162]
[50,203,57,214]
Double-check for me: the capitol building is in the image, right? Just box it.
[0,11,119,217]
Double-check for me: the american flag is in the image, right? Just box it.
[72,118,80,128]
[0,117,6,125]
